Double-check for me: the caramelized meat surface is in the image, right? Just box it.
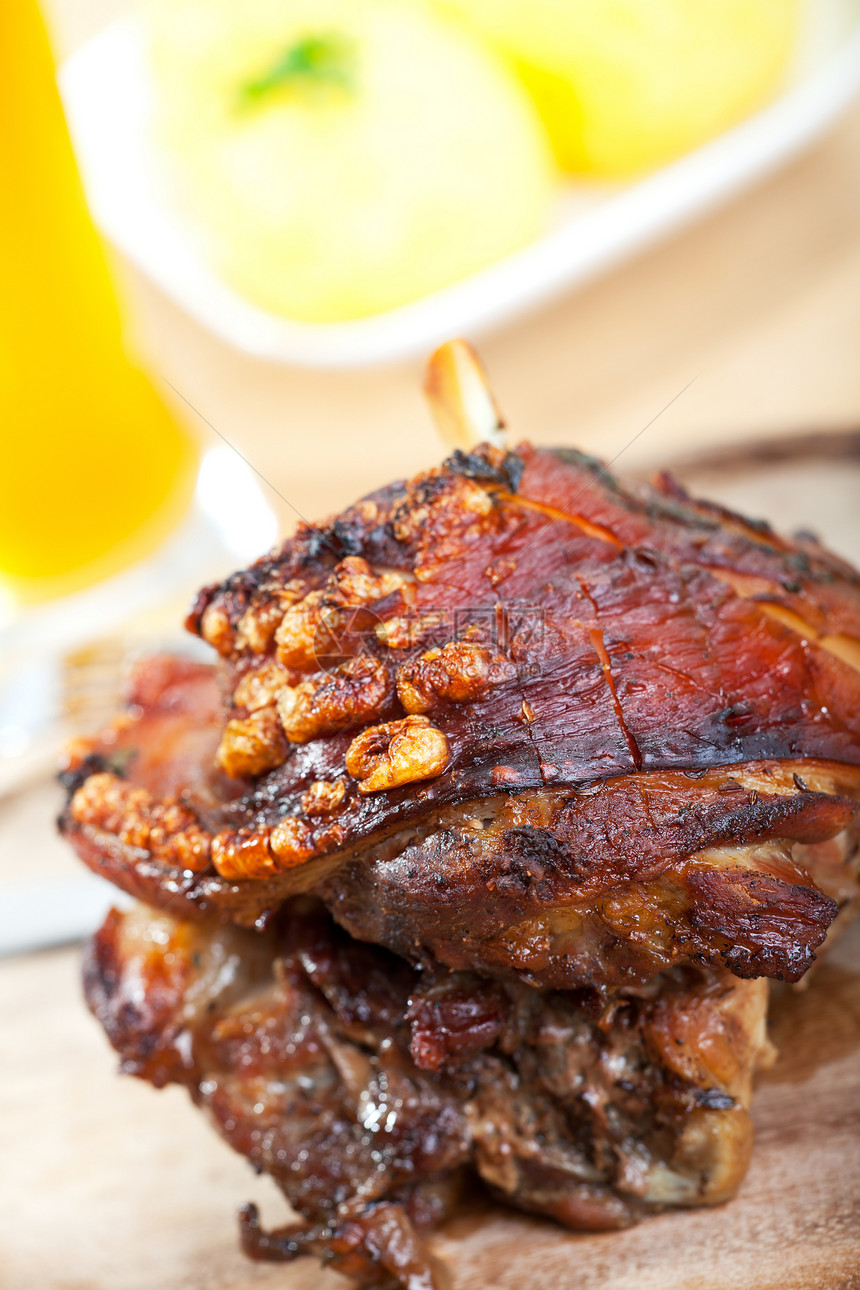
[61,441,860,987]
[61,416,860,1290]
[85,900,771,1289]
[61,346,860,1289]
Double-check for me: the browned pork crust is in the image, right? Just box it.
[64,431,860,1288]
[60,442,860,987]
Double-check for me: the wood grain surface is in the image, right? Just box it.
[2,921,858,1290]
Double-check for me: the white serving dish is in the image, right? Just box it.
[59,2,860,369]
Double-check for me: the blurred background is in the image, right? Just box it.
[26,0,860,508]
[3,1,860,1283]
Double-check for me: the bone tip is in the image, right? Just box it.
[424,339,508,453]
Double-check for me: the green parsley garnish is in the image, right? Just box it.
[238,34,354,108]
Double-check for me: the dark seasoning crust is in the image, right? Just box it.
[61,370,860,1289]
[63,441,860,981]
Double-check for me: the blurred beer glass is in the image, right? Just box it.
[0,0,275,790]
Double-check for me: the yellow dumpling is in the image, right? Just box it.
[147,0,555,322]
[436,0,800,175]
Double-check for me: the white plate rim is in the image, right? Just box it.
[59,4,860,369]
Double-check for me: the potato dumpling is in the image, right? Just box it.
[147,0,554,321]
[436,0,800,175]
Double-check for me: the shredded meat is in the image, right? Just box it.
[85,900,771,1287]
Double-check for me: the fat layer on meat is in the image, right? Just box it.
[61,654,860,988]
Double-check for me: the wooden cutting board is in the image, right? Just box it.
[2,922,858,1290]
[2,444,860,1290]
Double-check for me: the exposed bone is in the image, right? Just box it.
[424,339,507,451]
